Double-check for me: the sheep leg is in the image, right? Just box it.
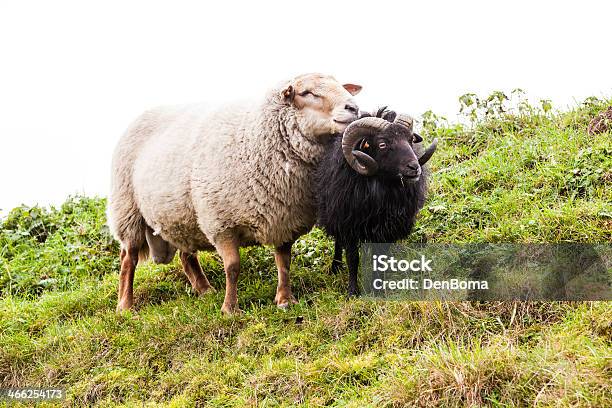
[179,251,215,295]
[330,240,343,274]
[117,246,139,311]
[216,239,242,315]
[274,241,298,309]
[346,243,360,296]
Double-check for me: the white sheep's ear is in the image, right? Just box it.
[281,85,295,103]
[343,84,362,96]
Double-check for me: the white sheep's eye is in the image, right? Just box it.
[379,142,387,149]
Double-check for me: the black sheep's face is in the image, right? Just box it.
[342,110,437,178]
[354,125,423,180]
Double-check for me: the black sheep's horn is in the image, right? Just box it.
[393,113,414,131]
[418,138,438,165]
[351,150,379,174]
[342,117,389,176]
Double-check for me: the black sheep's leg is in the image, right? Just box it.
[346,243,360,296]
[330,240,343,274]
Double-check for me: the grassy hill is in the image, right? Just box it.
[1,95,610,407]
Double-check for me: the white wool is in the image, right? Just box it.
[107,84,332,253]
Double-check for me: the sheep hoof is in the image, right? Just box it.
[194,284,216,296]
[276,301,297,310]
[329,261,343,275]
[221,303,242,315]
[348,286,359,297]
[116,300,134,313]
[274,295,298,309]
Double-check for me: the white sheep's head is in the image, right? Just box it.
[280,73,362,142]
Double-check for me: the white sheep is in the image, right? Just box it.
[107,73,362,314]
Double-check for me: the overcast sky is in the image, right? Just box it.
[1,1,611,214]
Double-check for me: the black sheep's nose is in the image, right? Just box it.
[345,103,358,115]
[403,162,421,177]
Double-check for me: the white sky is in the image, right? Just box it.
[1,0,611,214]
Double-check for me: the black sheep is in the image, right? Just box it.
[315,108,437,295]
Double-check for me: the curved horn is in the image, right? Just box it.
[342,117,389,175]
[418,138,438,165]
[352,150,379,174]
[393,113,414,131]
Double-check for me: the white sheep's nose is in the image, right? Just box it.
[344,102,359,115]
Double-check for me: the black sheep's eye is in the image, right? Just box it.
[379,142,387,149]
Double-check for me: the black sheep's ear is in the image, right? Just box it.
[413,133,423,143]
[382,110,397,122]
[375,106,388,118]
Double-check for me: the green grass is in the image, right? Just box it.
[0,96,610,407]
